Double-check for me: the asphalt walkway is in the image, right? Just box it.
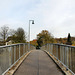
[14,50,64,75]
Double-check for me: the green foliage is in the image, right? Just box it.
[37,37,43,47]
[37,30,54,47]
[15,27,26,43]
[30,39,38,46]
[6,27,26,43]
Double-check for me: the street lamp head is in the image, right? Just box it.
[32,20,34,24]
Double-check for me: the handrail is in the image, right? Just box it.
[0,43,35,75]
[0,43,28,48]
[44,43,75,48]
[41,43,75,75]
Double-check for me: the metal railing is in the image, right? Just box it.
[41,43,75,75]
[0,43,35,75]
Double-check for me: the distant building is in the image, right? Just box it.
[6,40,12,45]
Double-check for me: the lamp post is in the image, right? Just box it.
[29,20,34,50]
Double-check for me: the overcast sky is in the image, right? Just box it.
[0,0,75,40]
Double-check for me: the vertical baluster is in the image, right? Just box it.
[67,47,69,67]
[19,44,20,58]
[57,45,58,59]
[9,47,12,66]
[14,46,15,63]
[63,46,64,63]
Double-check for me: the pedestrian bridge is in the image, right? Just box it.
[0,43,75,75]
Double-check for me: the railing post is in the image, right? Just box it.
[14,46,16,62]
[57,45,58,59]
[65,47,66,65]
[23,44,25,54]
[9,47,12,66]
[63,46,64,63]
[70,47,72,70]
[67,47,69,67]
[60,46,61,61]
[49,44,50,53]
[19,44,20,58]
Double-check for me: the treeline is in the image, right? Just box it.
[0,25,74,46]
[0,25,26,45]
[55,35,75,46]
[30,30,55,47]
[30,30,74,47]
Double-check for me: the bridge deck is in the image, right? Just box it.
[14,50,64,75]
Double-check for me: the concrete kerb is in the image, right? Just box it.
[4,50,33,75]
[43,50,73,75]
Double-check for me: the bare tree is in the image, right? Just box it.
[0,25,9,42]
[16,27,26,42]
[8,29,16,36]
